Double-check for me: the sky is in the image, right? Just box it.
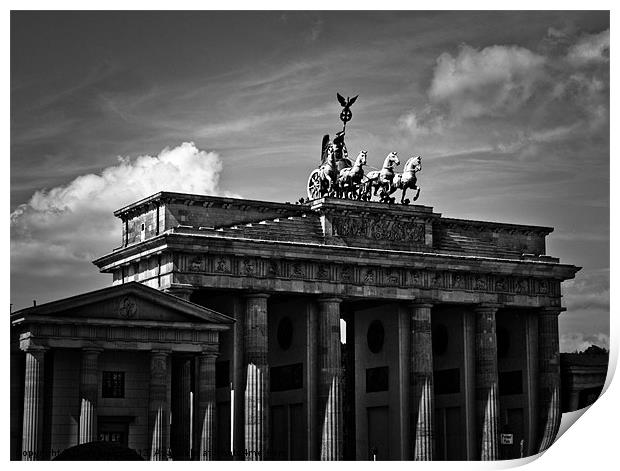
[10,11,609,352]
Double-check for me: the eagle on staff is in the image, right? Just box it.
[337,92,358,130]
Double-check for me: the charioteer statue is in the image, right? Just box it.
[307,93,423,204]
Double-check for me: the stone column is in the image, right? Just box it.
[79,348,102,444]
[475,304,501,461]
[244,294,270,461]
[171,356,192,460]
[463,310,477,460]
[195,353,217,460]
[232,298,245,460]
[21,347,47,461]
[397,307,411,460]
[306,301,319,460]
[317,297,343,461]
[149,350,171,461]
[537,307,562,453]
[410,302,435,460]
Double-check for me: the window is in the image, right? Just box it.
[434,368,460,395]
[432,323,449,356]
[102,371,125,398]
[366,366,389,393]
[270,363,303,392]
[367,320,385,354]
[499,370,523,396]
[497,328,511,358]
[276,317,294,350]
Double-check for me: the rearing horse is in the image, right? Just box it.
[338,150,367,199]
[394,155,422,204]
[364,152,400,202]
[318,144,339,196]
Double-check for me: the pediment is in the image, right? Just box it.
[11,282,232,325]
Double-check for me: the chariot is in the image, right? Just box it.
[306,93,422,204]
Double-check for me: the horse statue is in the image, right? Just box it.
[316,143,339,197]
[393,155,422,204]
[338,150,367,199]
[362,152,401,202]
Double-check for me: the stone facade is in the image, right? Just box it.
[11,192,580,460]
[10,282,232,460]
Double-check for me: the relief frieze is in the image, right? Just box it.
[177,253,560,299]
[242,258,255,275]
[331,216,425,243]
[341,265,353,282]
[118,297,138,319]
[386,269,400,285]
[215,257,230,273]
[363,268,375,284]
[268,261,279,277]
[189,256,203,272]
[317,264,330,280]
[291,262,305,278]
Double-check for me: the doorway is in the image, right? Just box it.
[367,406,389,460]
[97,416,130,447]
[270,403,305,460]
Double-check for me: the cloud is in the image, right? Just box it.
[566,29,610,67]
[308,17,324,42]
[562,269,609,313]
[547,27,568,39]
[11,142,226,308]
[400,28,609,161]
[560,332,610,353]
[397,105,445,136]
[428,44,546,119]
[559,269,609,354]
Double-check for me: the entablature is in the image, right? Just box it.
[94,232,580,282]
[13,315,221,353]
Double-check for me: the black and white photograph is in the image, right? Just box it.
[8,7,610,462]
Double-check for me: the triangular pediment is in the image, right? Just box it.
[11,282,233,325]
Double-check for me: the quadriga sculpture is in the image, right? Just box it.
[338,150,367,200]
[392,155,422,204]
[362,152,400,203]
[307,143,339,199]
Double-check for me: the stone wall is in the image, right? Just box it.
[353,303,404,460]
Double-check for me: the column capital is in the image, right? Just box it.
[199,350,219,359]
[151,349,171,357]
[539,306,565,316]
[474,303,502,314]
[410,299,434,309]
[22,345,48,355]
[243,292,271,300]
[317,296,342,305]
[82,347,104,354]
[173,352,195,361]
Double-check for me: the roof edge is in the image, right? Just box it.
[11,281,233,325]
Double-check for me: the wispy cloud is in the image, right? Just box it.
[566,29,610,66]
[308,17,324,42]
[429,44,546,120]
[399,28,609,144]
